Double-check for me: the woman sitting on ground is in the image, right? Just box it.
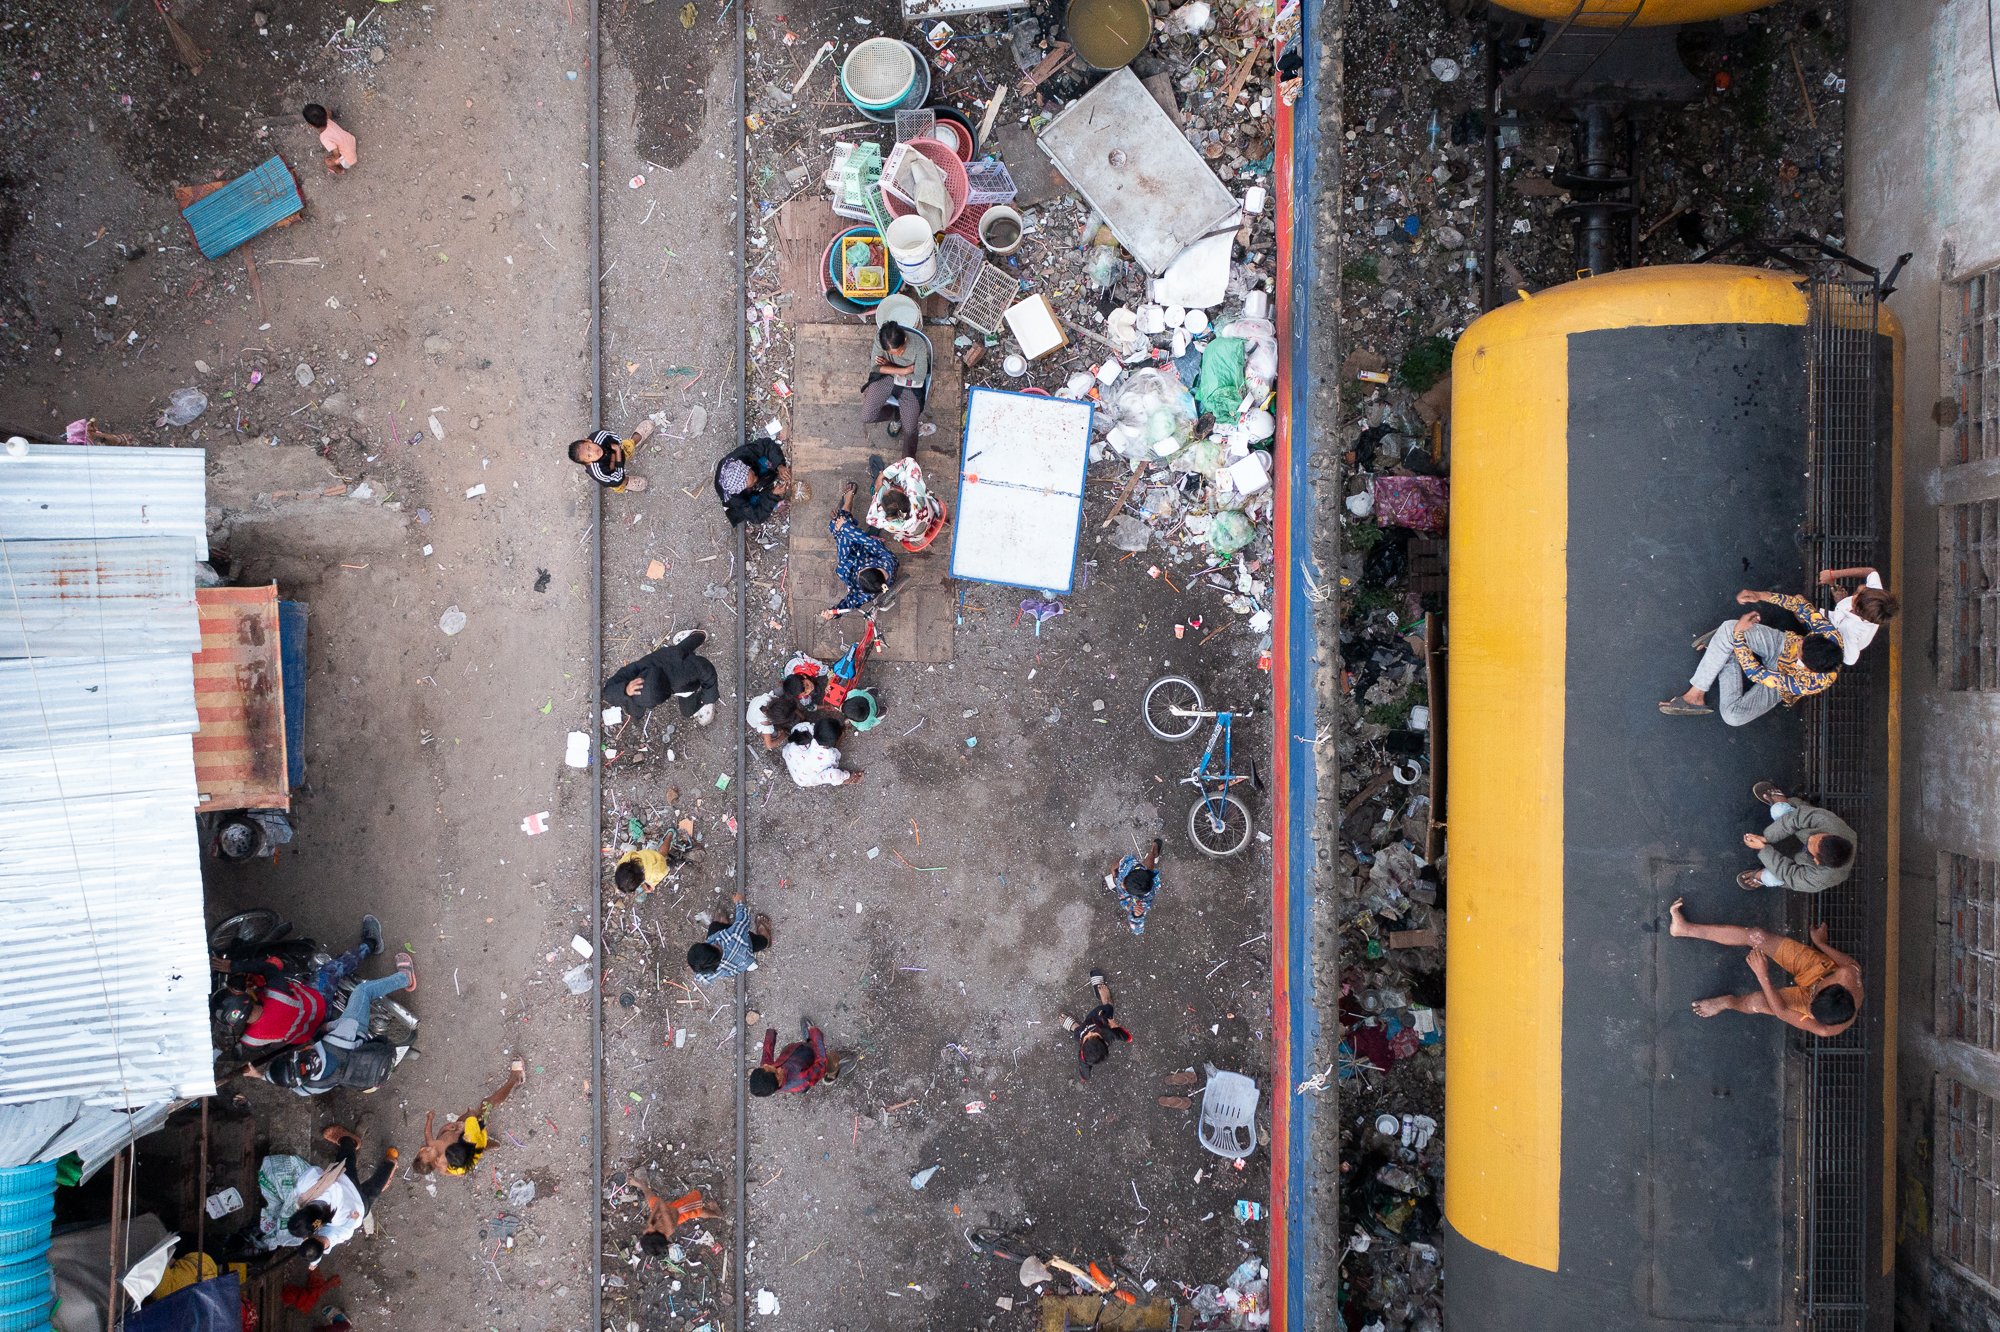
[713,436,789,525]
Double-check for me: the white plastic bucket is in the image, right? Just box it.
[884,215,938,285]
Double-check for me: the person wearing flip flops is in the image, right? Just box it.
[567,418,654,492]
[1659,590,1843,725]
[1736,781,1857,894]
[1060,970,1133,1081]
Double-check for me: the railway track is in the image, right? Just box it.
[585,0,751,1325]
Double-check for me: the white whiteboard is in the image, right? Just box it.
[949,388,1093,593]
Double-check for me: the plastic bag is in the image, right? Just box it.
[158,387,208,428]
[1208,510,1254,555]
[1104,368,1197,460]
[1195,337,1248,423]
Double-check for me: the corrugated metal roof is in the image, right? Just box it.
[0,444,208,560]
[0,536,201,659]
[38,1102,177,1182]
[194,586,289,810]
[0,656,197,754]
[0,440,212,1127]
[0,737,215,1108]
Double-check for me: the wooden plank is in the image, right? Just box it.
[776,202,857,327]
[786,323,961,664]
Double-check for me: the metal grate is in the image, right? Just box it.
[1934,1076,2000,1296]
[1952,271,2000,464]
[1793,268,1885,1332]
[1938,853,2000,1053]
[1944,499,2000,691]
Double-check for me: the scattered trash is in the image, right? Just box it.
[438,606,468,636]
[464,484,487,499]
[909,1165,939,1190]
[565,731,592,768]
[520,811,551,835]
[159,387,209,427]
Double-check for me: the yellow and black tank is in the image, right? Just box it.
[1444,264,1899,1331]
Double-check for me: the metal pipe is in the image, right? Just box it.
[1481,18,1499,311]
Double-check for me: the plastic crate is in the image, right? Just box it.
[863,181,894,237]
[953,262,1018,334]
[964,159,1017,206]
[924,234,983,301]
[894,109,937,143]
[947,203,989,247]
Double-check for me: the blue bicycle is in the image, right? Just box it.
[1143,675,1260,858]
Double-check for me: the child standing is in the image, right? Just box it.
[1060,970,1132,1081]
[1106,838,1164,935]
[301,104,357,173]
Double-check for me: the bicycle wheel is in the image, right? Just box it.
[208,909,287,955]
[1142,675,1205,741]
[1187,791,1254,857]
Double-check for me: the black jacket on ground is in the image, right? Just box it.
[601,635,720,715]
[715,437,787,526]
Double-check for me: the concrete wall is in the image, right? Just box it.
[1846,0,2000,1324]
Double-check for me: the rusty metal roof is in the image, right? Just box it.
[0,536,201,659]
[194,586,289,811]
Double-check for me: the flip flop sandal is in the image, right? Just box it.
[1692,629,1714,651]
[1751,780,1785,804]
[1737,869,1766,890]
[321,1125,360,1149]
[1658,698,1714,716]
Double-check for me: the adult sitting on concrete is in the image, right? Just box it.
[1737,782,1857,893]
[602,628,719,725]
[1659,590,1843,725]
[714,436,789,526]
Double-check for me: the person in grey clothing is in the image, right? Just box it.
[1737,781,1856,892]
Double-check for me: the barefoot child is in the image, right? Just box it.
[414,1059,527,1176]
[1667,897,1862,1038]
[301,104,357,173]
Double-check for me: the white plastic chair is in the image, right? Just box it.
[1197,1062,1260,1160]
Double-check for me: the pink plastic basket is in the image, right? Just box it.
[881,139,969,228]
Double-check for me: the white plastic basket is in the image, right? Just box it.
[964,159,1017,206]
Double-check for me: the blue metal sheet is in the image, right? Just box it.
[181,156,304,260]
[279,600,307,790]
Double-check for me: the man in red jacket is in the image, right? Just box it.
[216,916,383,1052]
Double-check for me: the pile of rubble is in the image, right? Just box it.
[743,0,1295,660]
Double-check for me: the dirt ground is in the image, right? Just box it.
[1,0,1280,1328]
[2,0,606,1327]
